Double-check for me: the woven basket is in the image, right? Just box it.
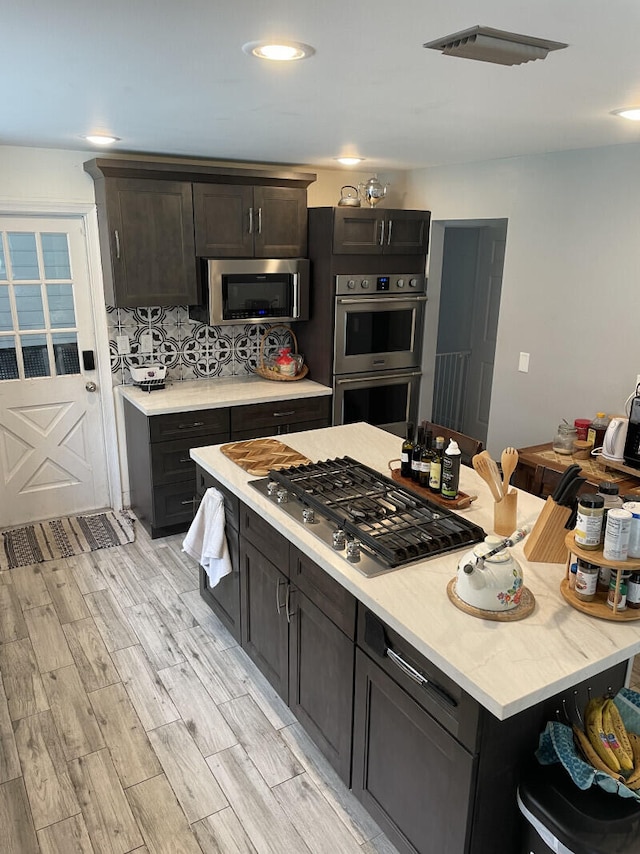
[255,324,309,382]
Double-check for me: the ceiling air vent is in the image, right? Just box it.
[423,26,568,66]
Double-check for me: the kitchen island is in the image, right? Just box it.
[191,423,640,854]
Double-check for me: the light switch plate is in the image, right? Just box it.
[116,334,130,355]
[139,333,153,353]
[518,352,530,373]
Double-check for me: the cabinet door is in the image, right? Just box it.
[288,589,354,784]
[352,649,475,854]
[253,186,308,257]
[240,538,289,700]
[332,208,384,254]
[384,211,431,255]
[193,183,253,257]
[104,178,197,306]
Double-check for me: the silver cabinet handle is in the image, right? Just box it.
[114,230,121,259]
[178,458,191,463]
[273,410,295,418]
[177,421,205,429]
[248,207,254,234]
[257,207,262,235]
[387,218,393,245]
[285,585,295,623]
[275,577,286,613]
[386,648,457,708]
[379,220,385,246]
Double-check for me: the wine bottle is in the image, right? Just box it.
[401,422,414,478]
[419,430,434,487]
[412,425,424,482]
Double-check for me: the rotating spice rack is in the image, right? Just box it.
[562,531,640,621]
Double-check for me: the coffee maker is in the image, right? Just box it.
[623,394,640,469]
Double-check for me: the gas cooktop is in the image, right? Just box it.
[250,456,485,578]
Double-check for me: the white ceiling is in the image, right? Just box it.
[5,0,640,171]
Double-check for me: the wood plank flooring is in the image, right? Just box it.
[0,524,400,853]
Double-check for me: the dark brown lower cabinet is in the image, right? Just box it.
[352,648,475,854]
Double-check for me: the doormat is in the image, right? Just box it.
[0,510,135,571]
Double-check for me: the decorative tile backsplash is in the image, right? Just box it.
[107,305,292,386]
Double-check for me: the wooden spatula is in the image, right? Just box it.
[501,447,519,494]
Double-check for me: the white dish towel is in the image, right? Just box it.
[182,487,232,587]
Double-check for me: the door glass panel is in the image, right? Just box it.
[52,332,80,375]
[0,337,18,379]
[0,242,6,280]
[15,284,45,329]
[345,309,413,356]
[0,285,12,331]
[47,284,76,328]
[8,232,39,280]
[343,382,408,426]
[41,233,71,279]
[21,334,50,378]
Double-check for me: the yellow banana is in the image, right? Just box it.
[602,699,634,773]
[623,732,640,787]
[572,725,624,782]
[584,697,621,772]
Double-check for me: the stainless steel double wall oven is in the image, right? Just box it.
[295,207,430,436]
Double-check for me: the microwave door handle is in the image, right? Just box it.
[257,207,262,234]
[337,296,428,305]
[336,371,421,385]
[292,273,299,319]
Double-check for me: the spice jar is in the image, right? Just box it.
[607,573,628,612]
[574,494,604,550]
[574,418,591,441]
[623,501,640,559]
[553,423,578,455]
[574,558,600,602]
[603,508,632,561]
[627,572,640,609]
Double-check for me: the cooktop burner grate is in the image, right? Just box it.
[260,456,485,570]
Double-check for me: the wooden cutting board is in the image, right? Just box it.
[220,438,312,476]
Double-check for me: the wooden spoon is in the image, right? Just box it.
[501,447,519,494]
[472,454,504,502]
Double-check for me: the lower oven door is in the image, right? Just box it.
[333,370,421,437]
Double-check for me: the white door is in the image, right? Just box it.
[0,216,110,527]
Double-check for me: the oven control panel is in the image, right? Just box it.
[335,274,426,295]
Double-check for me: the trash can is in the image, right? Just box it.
[517,762,640,854]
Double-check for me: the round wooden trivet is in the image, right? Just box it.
[446,578,536,621]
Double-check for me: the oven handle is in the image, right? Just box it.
[335,370,421,385]
[336,296,427,305]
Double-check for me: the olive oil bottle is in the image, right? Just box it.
[401,422,414,478]
[429,436,445,493]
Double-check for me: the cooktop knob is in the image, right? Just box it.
[347,279,356,289]
[332,529,346,550]
[346,539,361,562]
[361,279,370,289]
[276,488,289,504]
[302,507,316,524]
[267,481,278,496]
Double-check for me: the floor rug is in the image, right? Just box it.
[0,510,135,570]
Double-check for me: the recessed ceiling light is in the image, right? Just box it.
[242,40,315,61]
[611,107,640,121]
[334,156,365,166]
[84,134,120,145]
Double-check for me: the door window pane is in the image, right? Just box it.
[8,232,39,280]
[15,285,45,329]
[0,285,12,330]
[47,284,76,328]
[41,233,71,279]
[52,332,80,375]
[0,337,18,379]
[0,242,6,281]
[21,334,50,378]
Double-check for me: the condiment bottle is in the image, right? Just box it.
[587,413,610,449]
[627,572,640,609]
[401,422,414,478]
[574,557,600,602]
[608,574,629,611]
[603,508,632,561]
[597,481,624,543]
[574,494,604,550]
[574,419,591,441]
[429,436,444,493]
[623,501,640,559]
[441,440,461,499]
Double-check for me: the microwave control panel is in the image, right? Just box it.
[336,274,426,296]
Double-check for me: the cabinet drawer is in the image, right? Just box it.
[196,468,240,532]
[240,505,289,575]
[357,604,480,750]
[230,397,330,433]
[152,435,226,486]
[153,482,197,527]
[149,408,230,443]
[290,547,356,639]
[231,418,330,441]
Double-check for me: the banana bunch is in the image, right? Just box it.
[572,696,640,788]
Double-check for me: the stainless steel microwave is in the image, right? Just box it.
[189,258,309,326]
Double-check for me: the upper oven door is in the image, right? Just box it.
[334,293,427,375]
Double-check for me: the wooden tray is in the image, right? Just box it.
[221,439,311,476]
[388,463,477,510]
[447,579,536,621]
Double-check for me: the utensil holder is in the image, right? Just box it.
[494,490,518,537]
[523,498,573,563]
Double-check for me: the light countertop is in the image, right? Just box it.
[191,422,640,721]
[117,376,332,416]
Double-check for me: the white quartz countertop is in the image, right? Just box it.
[191,422,640,721]
[117,376,332,415]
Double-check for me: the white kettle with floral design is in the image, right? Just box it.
[455,535,524,611]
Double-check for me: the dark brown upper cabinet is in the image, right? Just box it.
[85,157,315,307]
[333,208,431,255]
[193,183,308,258]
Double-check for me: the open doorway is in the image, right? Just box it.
[426,219,507,448]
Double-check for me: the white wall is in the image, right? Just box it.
[405,143,640,457]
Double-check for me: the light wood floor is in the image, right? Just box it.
[0,523,400,854]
